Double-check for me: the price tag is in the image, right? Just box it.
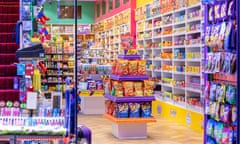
[93,90,104,96]
[79,90,91,96]
[126,49,138,55]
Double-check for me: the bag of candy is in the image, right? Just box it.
[225,85,236,104]
[115,103,129,118]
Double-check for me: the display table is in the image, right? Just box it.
[104,113,156,139]
[81,96,105,114]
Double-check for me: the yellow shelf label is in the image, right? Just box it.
[79,90,91,96]
[93,90,104,96]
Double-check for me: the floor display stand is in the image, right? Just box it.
[104,53,156,139]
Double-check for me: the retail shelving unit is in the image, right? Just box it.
[203,0,239,143]
[94,9,132,62]
[104,54,156,139]
[43,24,94,93]
[136,1,204,115]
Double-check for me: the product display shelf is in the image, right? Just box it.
[94,9,132,62]
[203,0,239,143]
[136,1,203,115]
[104,54,156,139]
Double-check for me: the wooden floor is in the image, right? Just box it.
[78,115,203,144]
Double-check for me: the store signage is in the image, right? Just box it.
[79,90,91,96]
[78,24,91,34]
[170,109,176,117]
[93,90,104,96]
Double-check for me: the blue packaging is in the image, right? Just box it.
[115,103,129,118]
[129,103,140,118]
[141,102,152,118]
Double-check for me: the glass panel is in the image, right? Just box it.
[97,4,100,17]
[109,0,113,11]
[102,0,106,15]
[115,0,120,8]
[123,0,129,4]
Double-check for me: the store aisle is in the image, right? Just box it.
[78,115,203,144]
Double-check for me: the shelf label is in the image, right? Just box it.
[125,49,138,55]
[79,90,91,96]
[170,109,176,117]
[186,112,191,125]
[93,90,104,96]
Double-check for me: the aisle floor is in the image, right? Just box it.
[78,115,203,144]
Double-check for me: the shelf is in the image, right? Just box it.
[174,7,186,13]
[118,55,141,60]
[173,59,185,62]
[185,44,202,48]
[187,3,201,9]
[186,72,201,76]
[186,59,201,62]
[174,21,186,26]
[46,53,74,55]
[187,17,202,23]
[186,30,201,35]
[104,113,156,124]
[157,83,172,88]
[186,87,201,93]
[172,71,185,75]
[104,94,155,103]
[110,74,148,81]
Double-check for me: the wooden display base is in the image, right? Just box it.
[81,96,105,114]
[104,113,156,139]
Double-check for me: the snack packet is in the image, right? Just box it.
[144,80,154,96]
[128,60,138,75]
[116,60,129,75]
[134,82,143,96]
[129,103,141,118]
[138,60,146,75]
[112,81,123,97]
[141,102,152,118]
[123,82,134,96]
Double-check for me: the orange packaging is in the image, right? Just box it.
[112,81,123,97]
[134,82,143,96]
[123,82,134,96]
[116,60,129,75]
[138,60,146,75]
[111,60,117,74]
[144,80,154,96]
[128,60,138,75]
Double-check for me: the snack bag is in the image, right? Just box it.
[96,80,103,90]
[138,60,146,75]
[224,21,233,51]
[208,5,214,22]
[128,60,138,75]
[214,122,224,144]
[228,0,235,18]
[221,104,231,123]
[217,22,226,50]
[129,103,141,118]
[209,82,217,101]
[222,126,230,144]
[141,102,152,118]
[134,82,143,96]
[214,4,221,21]
[216,84,226,103]
[205,26,212,46]
[123,82,134,96]
[112,81,123,97]
[225,85,236,104]
[220,2,227,19]
[88,80,96,91]
[232,106,237,125]
[206,119,215,137]
[115,103,129,118]
[116,60,129,75]
[144,80,154,96]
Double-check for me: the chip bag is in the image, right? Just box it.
[134,82,143,96]
[112,81,123,97]
[123,82,134,96]
[128,60,138,75]
[138,60,146,75]
[116,60,129,75]
[144,80,154,96]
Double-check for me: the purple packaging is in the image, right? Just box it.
[208,5,215,22]
[227,0,235,18]
[220,2,228,19]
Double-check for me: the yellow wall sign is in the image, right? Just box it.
[79,90,91,96]
[152,100,204,133]
[136,0,153,7]
[93,90,104,96]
